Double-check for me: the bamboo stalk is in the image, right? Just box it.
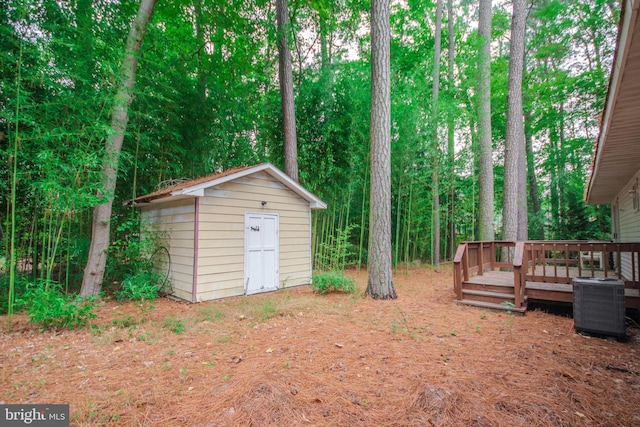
[405,177,413,274]
[7,41,23,331]
[394,177,403,270]
[358,169,369,270]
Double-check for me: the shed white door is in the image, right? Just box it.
[245,213,279,295]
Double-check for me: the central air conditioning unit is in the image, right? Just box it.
[573,277,626,339]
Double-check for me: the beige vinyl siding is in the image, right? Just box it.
[615,170,640,281]
[195,171,312,298]
[141,199,195,301]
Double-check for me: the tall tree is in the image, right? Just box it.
[80,0,158,298]
[367,0,396,299]
[477,0,494,241]
[502,0,527,241]
[431,0,443,265]
[276,0,299,182]
[446,0,456,258]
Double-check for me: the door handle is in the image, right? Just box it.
[250,226,260,232]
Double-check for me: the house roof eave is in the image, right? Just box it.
[586,0,640,205]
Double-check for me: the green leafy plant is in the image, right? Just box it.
[20,280,96,330]
[500,301,516,315]
[110,217,170,301]
[260,299,277,322]
[116,271,161,301]
[311,271,356,295]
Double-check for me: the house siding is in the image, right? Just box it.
[195,170,312,301]
[614,169,640,282]
[140,199,195,301]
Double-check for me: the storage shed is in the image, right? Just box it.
[130,163,326,302]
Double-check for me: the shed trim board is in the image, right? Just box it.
[132,164,326,302]
[191,197,200,303]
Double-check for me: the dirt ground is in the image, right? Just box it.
[1,265,640,426]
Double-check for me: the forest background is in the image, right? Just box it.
[0,0,616,313]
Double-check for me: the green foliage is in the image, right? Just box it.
[19,280,97,330]
[116,272,160,301]
[110,217,168,301]
[259,299,277,322]
[316,224,356,271]
[311,271,356,295]
[162,315,185,334]
[0,275,29,315]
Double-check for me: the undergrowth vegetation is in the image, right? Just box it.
[18,280,97,330]
[311,271,356,295]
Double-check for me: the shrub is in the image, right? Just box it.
[311,271,356,295]
[109,217,171,300]
[116,271,161,301]
[21,280,96,330]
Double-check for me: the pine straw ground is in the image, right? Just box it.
[2,265,640,426]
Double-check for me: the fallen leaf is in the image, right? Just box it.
[335,343,344,348]
[266,348,273,353]
[575,411,585,418]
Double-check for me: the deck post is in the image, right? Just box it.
[478,242,484,276]
[453,243,466,300]
[490,241,496,270]
[463,245,470,282]
[513,242,525,308]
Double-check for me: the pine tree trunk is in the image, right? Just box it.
[446,0,456,259]
[367,0,396,300]
[431,0,443,266]
[502,0,527,242]
[276,0,299,182]
[524,107,541,237]
[80,0,157,298]
[477,0,494,241]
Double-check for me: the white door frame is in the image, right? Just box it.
[244,212,279,295]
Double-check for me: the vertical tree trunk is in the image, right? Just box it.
[276,0,299,182]
[446,0,456,259]
[80,0,157,298]
[367,0,396,299]
[431,0,443,266]
[524,107,541,238]
[502,0,527,242]
[477,0,494,241]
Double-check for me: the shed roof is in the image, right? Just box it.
[586,0,640,205]
[128,163,327,209]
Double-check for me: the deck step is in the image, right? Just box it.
[457,299,527,314]
[462,289,515,300]
[461,288,521,305]
[462,281,514,293]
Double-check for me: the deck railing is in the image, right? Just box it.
[453,240,640,309]
[522,241,640,287]
[453,241,522,304]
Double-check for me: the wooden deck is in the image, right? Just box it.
[464,270,640,309]
[453,241,640,313]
